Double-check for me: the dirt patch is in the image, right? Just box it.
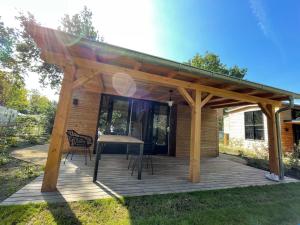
[10,144,49,166]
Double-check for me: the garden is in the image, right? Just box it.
[0,103,55,201]
[219,140,300,179]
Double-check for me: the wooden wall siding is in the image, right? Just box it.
[223,106,269,149]
[224,107,295,153]
[176,105,219,158]
[280,110,294,152]
[63,89,101,152]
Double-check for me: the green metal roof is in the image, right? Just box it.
[76,37,300,100]
[30,24,300,100]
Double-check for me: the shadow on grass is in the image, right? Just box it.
[46,192,82,225]
[94,181,124,204]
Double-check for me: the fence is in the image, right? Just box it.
[0,114,48,149]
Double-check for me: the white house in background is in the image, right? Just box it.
[0,106,18,126]
[224,105,300,152]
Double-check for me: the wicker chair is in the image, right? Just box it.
[64,130,93,165]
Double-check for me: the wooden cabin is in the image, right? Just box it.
[25,23,300,192]
[224,105,300,152]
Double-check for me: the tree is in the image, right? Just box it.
[43,101,57,134]
[0,71,29,113]
[14,6,102,90]
[28,89,52,114]
[188,52,247,79]
[0,17,24,80]
[59,6,102,42]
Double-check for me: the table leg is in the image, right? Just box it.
[126,144,129,160]
[93,143,102,182]
[99,142,102,160]
[138,144,144,180]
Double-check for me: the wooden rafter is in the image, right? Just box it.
[41,51,282,106]
[210,101,252,109]
[177,87,195,107]
[232,88,256,94]
[200,94,214,108]
[133,62,142,70]
[206,99,239,107]
[137,71,176,99]
[167,71,177,78]
[258,103,271,119]
[72,71,99,90]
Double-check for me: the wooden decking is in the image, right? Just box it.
[1,154,298,205]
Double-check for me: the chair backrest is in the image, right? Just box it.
[66,130,87,147]
[66,130,75,146]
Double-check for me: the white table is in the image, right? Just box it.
[93,135,144,181]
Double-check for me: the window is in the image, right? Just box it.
[292,109,300,120]
[244,110,264,140]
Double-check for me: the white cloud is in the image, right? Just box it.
[249,0,268,36]
[249,0,285,60]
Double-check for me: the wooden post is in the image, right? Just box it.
[224,133,229,146]
[266,104,280,175]
[41,66,76,192]
[189,90,202,182]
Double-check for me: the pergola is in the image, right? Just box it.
[26,23,300,192]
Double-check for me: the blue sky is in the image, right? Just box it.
[1,0,299,100]
[152,0,300,95]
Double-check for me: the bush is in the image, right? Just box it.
[287,144,300,169]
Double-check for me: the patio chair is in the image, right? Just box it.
[64,130,93,165]
[128,138,155,175]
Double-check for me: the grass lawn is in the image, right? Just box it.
[0,145,43,202]
[1,182,300,225]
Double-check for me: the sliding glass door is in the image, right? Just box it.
[153,104,169,155]
[97,94,171,155]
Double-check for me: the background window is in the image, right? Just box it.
[244,110,264,140]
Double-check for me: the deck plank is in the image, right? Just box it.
[1,155,298,205]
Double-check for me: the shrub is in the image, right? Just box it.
[287,144,300,169]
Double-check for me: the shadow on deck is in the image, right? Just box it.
[1,154,298,205]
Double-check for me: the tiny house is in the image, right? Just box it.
[224,105,300,152]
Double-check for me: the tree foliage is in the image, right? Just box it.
[0,71,29,113]
[59,6,102,42]
[0,19,17,72]
[0,6,102,92]
[28,89,52,114]
[189,52,247,79]
[14,6,102,90]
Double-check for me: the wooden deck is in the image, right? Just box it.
[1,154,298,205]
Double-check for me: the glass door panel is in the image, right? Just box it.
[110,99,130,135]
[97,94,170,155]
[153,104,169,154]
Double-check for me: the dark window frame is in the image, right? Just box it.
[292,109,300,120]
[244,110,265,141]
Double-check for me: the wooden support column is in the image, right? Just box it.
[266,104,280,175]
[41,66,76,192]
[189,90,202,182]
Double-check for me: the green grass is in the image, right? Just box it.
[1,183,300,225]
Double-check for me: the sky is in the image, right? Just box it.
[1,0,300,102]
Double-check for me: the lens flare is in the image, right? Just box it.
[112,72,136,97]
[55,32,84,47]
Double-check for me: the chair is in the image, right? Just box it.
[64,130,93,165]
[128,138,155,176]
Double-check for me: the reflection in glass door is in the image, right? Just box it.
[97,94,170,155]
[153,104,169,154]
